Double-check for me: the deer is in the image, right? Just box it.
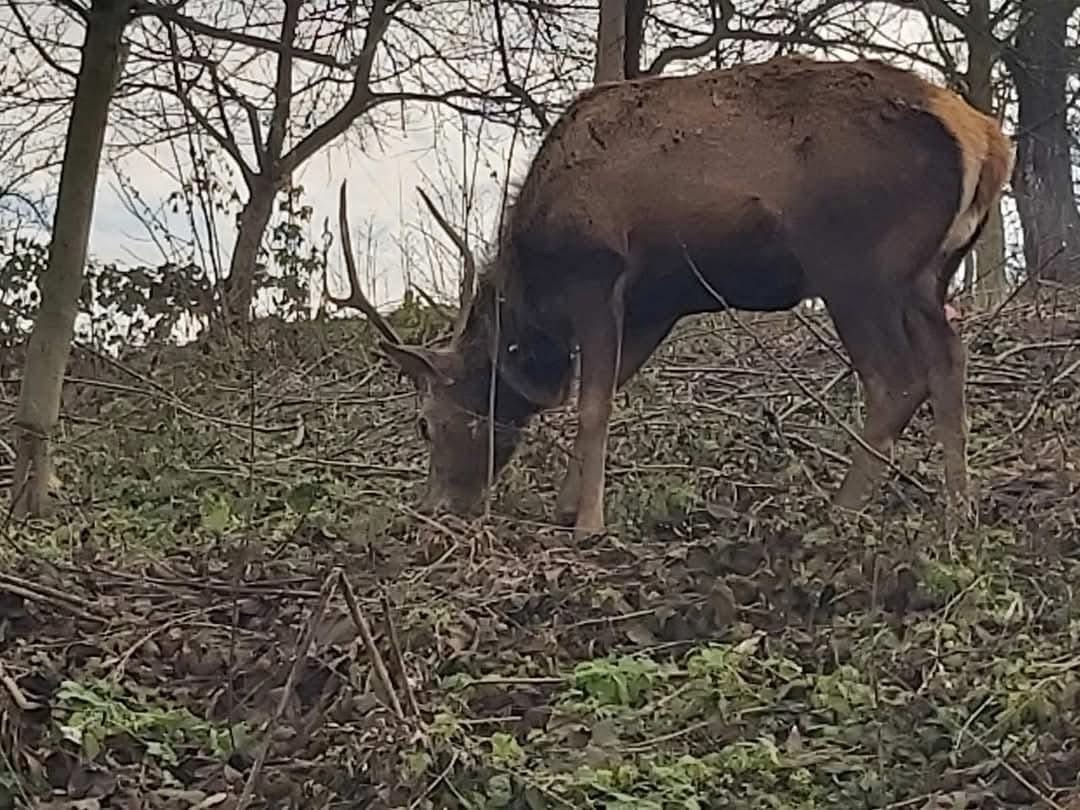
[352,55,1013,540]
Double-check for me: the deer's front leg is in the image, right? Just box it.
[555,315,673,528]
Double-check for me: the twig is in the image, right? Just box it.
[0,660,42,711]
[0,576,106,624]
[623,719,712,753]
[458,675,565,686]
[381,590,421,718]
[340,572,405,721]
[106,608,208,679]
[0,571,99,613]
[235,567,340,810]
[409,751,459,809]
[564,607,656,629]
[89,566,321,599]
[994,340,1079,363]
[976,354,1080,460]
[777,366,852,421]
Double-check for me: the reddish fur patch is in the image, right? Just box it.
[924,85,1014,235]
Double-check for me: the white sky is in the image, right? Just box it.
[88,116,525,311]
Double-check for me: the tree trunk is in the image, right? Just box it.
[964,4,1008,308]
[1006,0,1080,286]
[624,0,647,79]
[221,179,278,323]
[961,252,975,302]
[12,0,130,517]
[975,205,1007,307]
[594,0,627,83]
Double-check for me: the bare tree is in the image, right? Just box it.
[1004,0,1080,287]
[128,0,551,328]
[12,0,133,516]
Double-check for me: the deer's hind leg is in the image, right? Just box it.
[905,264,973,523]
[826,292,930,510]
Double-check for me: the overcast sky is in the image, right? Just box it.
[86,113,527,311]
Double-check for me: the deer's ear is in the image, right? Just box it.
[380,342,457,386]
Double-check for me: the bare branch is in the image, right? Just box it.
[165,24,255,185]
[52,0,89,21]
[646,0,734,76]
[493,0,549,130]
[416,186,477,315]
[133,1,352,70]
[278,0,392,175]
[208,67,265,172]
[6,0,79,80]
[894,0,970,35]
[266,0,301,165]
[329,180,402,346]
[207,70,242,170]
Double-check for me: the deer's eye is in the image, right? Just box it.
[417,416,432,442]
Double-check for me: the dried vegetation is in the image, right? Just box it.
[1,292,1079,809]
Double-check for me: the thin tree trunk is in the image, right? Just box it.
[624,0,647,79]
[964,5,1008,307]
[975,206,1007,307]
[221,180,277,323]
[217,0,299,326]
[961,252,976,304]
[12,0,130,517]
[1006,0,1080,286]
[595,0,627,83]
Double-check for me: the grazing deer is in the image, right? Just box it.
[364,55,1014,539]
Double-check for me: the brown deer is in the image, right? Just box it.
[363,55,1014,539]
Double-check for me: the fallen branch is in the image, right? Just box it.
[381,590,421,718]
[340,572,405,720]
[0,573,106,624]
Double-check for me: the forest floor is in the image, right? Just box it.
[1,290,1079,810]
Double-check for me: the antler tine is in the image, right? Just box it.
[330,180,402,346]
[416,186,477,337]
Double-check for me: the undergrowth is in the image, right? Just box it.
[1,298,1079,809]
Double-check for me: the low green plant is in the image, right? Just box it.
[53,679,250,766]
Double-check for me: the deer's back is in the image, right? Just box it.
[507,56,965,268]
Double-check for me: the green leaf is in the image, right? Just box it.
[201,495,232,533]
[490,732,526,768]
[286,480,323,514]
[83,727,102,761]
